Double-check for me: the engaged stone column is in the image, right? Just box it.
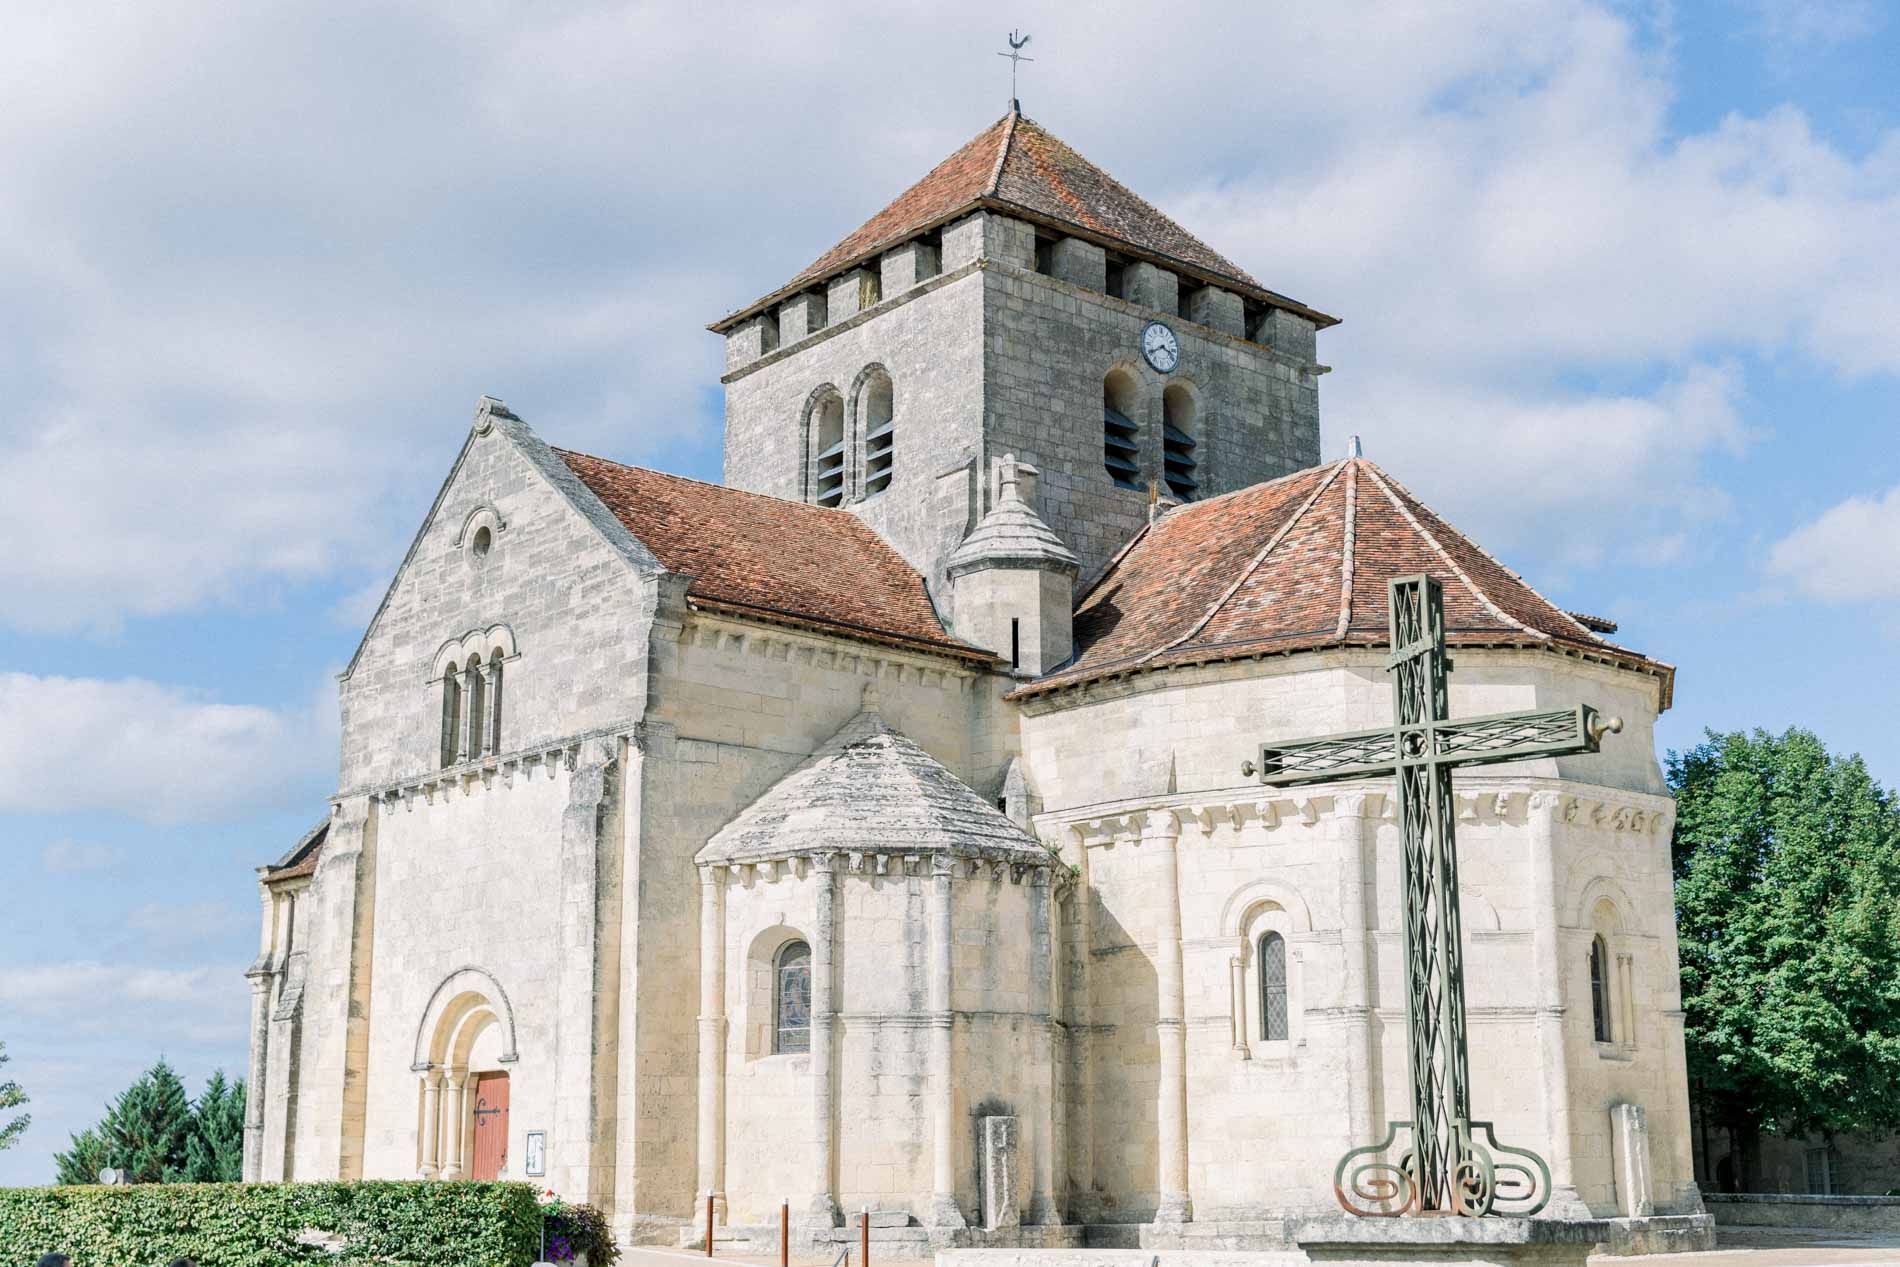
[1528,792,1588,1216]
[478,662,498,755]
[697,866,728,1227]
[242,946,272,1182]
[1228,954,1249,1057]
[418,1070,443,1179]
[1066,832,1099,1223]
[808,853,842,1229]
[1334,792,1380,1147]
[928,856,966,1228]
[1146,809,1192,1224]
[441,1071,467,1179]
[1027,866,1059,1225]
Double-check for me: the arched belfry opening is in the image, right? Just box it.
[1162,382,1199,500]
[810,391,846,507]
[1103,369,1141,490]
[860,370,895,498]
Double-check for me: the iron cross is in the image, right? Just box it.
[1244,574,1621,1217]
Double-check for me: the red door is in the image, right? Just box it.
[470,1072,510,1180]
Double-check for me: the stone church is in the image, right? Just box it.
[243,108,1703,1247]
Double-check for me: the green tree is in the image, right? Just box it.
[102,1058,194,1183]
[1671,727,1900,1190]
[0,1042,27,1152]
[182,1069,246,1182]
[54,1125,112,1186]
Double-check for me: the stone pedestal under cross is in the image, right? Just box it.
[1245,574,1622,1217]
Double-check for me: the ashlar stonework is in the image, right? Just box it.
[245,106,1706,1254]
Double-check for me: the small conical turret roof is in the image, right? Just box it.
[945,456,1080,576]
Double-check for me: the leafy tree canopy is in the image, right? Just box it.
[1672,727,1900,1173]
[0,1041,28,1152]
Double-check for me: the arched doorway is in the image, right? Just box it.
[412,968,518,1180]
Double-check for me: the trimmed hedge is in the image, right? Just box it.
[0,1179,543,1267]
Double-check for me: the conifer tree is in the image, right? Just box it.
[1672,728,1900,1190]
[183,1069,247,1182]
[54,1125,112,1186]
[103,1058,195,1183]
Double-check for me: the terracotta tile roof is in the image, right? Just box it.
[711,110,1337,331]
[1013,457,1674,707]
[264,818,328,881]
[555,449,988,661]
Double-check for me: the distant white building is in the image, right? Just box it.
[244,108,1703,1249]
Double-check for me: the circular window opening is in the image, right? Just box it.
[471,526,492,559]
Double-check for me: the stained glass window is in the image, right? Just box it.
[775,940,811,1054]
[1259,931,1288,1042]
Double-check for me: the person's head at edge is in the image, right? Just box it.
[35,1254,73,1267]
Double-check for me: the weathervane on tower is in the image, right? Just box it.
[998,30,1033,110]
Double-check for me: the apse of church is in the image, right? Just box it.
[244,106,1703,1250]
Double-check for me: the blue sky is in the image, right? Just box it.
[2,1,1897,1185]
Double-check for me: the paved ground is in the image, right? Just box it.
[612,1232,1900,1267]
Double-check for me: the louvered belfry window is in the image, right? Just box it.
[1162,383,1198,500]
[863,372,895,498]
[775,940,812,1054]
[1104,370,1141,490]
[813,395,846,507]
[1259,931,1288,1041]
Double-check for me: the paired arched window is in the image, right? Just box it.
[861,370,895,498]
[1103,369,1141,490]
[810,393,846,507]
[774,940,812,1054]
[1590,935,1613,1042]
[1162,382,1199,500]
[438,646,507,768]
[1258,931,1288,1041]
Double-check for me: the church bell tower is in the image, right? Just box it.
[710,108,1336,593]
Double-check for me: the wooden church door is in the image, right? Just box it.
[470,1072,510,1180]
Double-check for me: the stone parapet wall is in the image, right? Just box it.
[1705,1193,1900,1230]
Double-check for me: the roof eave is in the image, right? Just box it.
[686,594,999,665]
[707,193,1341,334]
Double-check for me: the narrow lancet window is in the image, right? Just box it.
[440,672,462,769]
[1104,369,1141,490]
[1162,383,1199,500]
[1259,931,1288,1041]
[775,940,812,1054]
[1590,936,1612,1042]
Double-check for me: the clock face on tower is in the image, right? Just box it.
[1141,321,1180,374]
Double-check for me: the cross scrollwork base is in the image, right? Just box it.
[1332,1119,1551,1218]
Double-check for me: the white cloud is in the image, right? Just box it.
[0,0,1895,631]
[0,673,327,822]
[40,839,123,874]
[1766,481,1900,603]
[0,961,249,1048]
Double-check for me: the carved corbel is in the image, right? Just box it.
[1254,799,1280,830]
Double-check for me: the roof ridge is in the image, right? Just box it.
[1137,459,1348,666]
[1372,464,1617,648]
[1358,462,1540,639]
[985,108,1019,197]
[1335,459,1358,640]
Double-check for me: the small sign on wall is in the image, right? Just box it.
[525,1130,547,1177]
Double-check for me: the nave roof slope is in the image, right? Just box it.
[556,448,989,662]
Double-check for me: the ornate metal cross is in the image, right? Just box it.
[1243,575,1621,1217]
